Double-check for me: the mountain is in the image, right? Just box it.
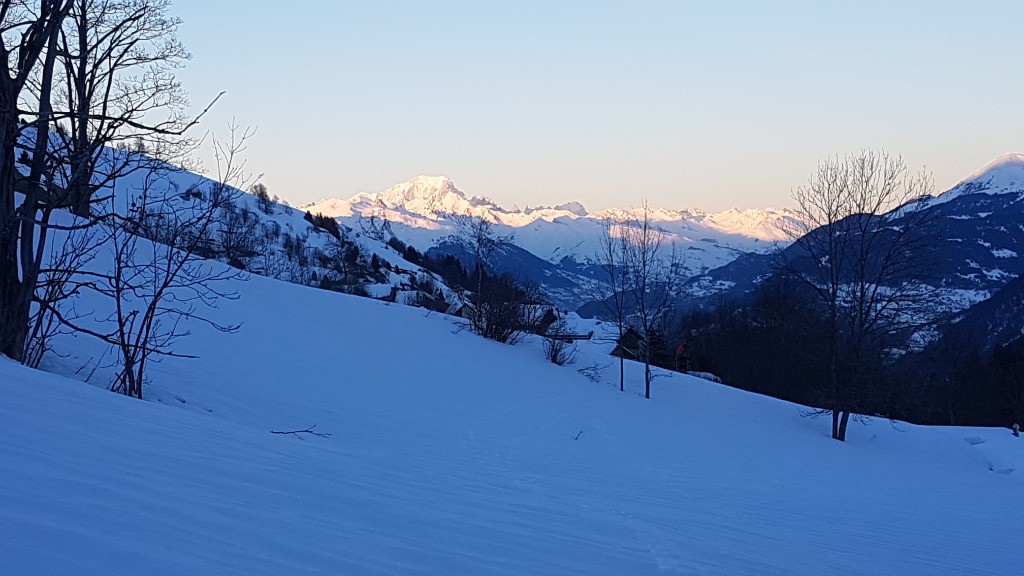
[302,176,800,308]
[680,153,1024,316]
[933,153,1024,203]
[304,175,798,244]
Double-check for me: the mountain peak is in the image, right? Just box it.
[407,174,457,188]
[980,152,1024,169]
[950,153,1024,197]
[553,201,588,217]
[381,175,461,200]
[374,175,476,215]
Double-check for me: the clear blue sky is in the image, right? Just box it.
[171,0,1024,211]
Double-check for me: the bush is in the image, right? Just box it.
[543,320,578,366]
[469,274,544,344]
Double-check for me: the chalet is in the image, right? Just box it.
[610,327,646,361]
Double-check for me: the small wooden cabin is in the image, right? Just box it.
[610,327,646,361]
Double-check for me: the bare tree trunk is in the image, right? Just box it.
[644,355,652,399]
[837,410,851,442]
[0,115,24,359]
[829,311,842,441]
[0,48,28,359]
[68,0,92,217]
[621,203,682,401]
[0,1,72,360]
[12,11,63,362]
[786,150,936,441]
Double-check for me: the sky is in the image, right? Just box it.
[170,1,1024,212]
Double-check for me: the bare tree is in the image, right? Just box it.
[358,206,391,243]
[449,214,528,341]
[250,182,273,215]
[215,202,260,268]
[53,0,209,216]
[1,0,216,362]
[23,220,100,367]
[470,273,543,344]
[622,203,682,399]
[454,215,501,266]
[451,214,511,288]
[52,127,252,398]
[785,150,935,441]
[597,220,630,391]
[106,178,240,398]
[543,319,578,366]
[320,236,362,287]
[0,0,73,361]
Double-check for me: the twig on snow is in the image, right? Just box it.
[270,425,332,439]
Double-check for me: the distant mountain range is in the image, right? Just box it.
[302,154,1024,348]
[302,176,801,308]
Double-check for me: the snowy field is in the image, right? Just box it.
[2,270,1023,575]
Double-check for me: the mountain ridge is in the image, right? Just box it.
[301,175,801,243]
[298,154,1023,311]
[677,153,1024,320]
[925,152,1024,207]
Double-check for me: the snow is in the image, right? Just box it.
[960,153,1024,191]
[983,268,1015,282]
[923,152,1024,207]
[3,264,1023,574]
[301,176,800,270]
[930,287,992,311]
[549,201,588,216]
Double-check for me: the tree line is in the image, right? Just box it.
[677,276,1024,431]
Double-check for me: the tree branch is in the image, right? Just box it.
[270,425,332,439]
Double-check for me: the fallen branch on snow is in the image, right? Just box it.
[270,425,332,439]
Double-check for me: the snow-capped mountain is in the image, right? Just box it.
[304,175,797,243]
[302,175,801,308]
[935,153,1024,203]
[681,153,1024,323]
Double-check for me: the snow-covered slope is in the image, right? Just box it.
[938,153,1024,203]
[36,144,471,313]
[2,266,1022,574]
